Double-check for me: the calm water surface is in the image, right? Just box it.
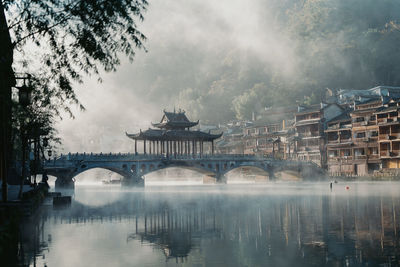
[17,182,400,266]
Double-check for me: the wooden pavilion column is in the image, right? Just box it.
[153,141,156,154]
[180,141,183,155]
[181,141,184,155]
[157,141,159,155]
[212,140,214,155]
[144,139,147,154]
[188,140,191,155]
[166,141,169,156]
[185,141,187,155]
[174,141,177,156]
[135,139,137,154]
[149,141,152,155]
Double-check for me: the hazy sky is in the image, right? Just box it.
[56,0,295,153]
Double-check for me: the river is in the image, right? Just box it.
[13,182,400,266]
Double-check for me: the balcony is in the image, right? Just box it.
[341,156,353,162]
[299,131,320,138]
[380,150,389,157]
[379,134,390,140]
[377,117,398,124]
[297,146,320,152]
[352,121,365,127]
[391,151,400,157]
[368,154,380,160]
[390,133,400,139]
[377,118,388,124]
[328,156,353,162]
[354,154,367,159]
[354,137,368,142]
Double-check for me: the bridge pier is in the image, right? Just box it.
[55,174,75,190]
[215,173,227,184]
[121,174,144,187]
[267,169,276,181]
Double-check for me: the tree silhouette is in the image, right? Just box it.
[0,0,148,201]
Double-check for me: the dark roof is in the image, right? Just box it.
[295,119,320,126]
[355,97,381,105]
[351,107,379,115]
[152,110,199,129]
[296,104,321,115]
[328,112,351,124]
[126,129,222,141]
[246,121,282,128]
[373,105,399,114]
[164,111,190,122]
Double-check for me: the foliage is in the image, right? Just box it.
[2,0,148,158]
[3,0,148,117]
[175,0,400,122]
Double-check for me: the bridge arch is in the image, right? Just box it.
[70,166,126,183]
[73,165,130,178]
[140,161,216,177]
[222,165,272,182]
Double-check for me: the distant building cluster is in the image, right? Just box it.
[214,86,400,177]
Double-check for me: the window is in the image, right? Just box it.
[369,131,378,137]
[328,150,338,157]
[354,148,365,156]
[342,150,351,156]
[355,132,366,138]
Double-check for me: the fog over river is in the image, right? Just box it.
[13,181,400,267]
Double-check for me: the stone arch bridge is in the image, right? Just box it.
[43,153,327,188]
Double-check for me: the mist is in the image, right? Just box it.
[56,0,400,154]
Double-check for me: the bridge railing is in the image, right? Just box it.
[43,152,324,173]
[45,152,275,163]
[45,152,323,163]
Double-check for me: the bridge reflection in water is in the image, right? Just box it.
[43,153,326,189]
[13,184,400,266]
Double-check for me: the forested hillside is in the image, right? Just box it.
[170,0,400,122]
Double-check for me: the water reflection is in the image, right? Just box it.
[13,183,400,266]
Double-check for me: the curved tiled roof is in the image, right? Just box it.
[152,110,199,129]
[126,129,222,141]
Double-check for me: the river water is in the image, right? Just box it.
[15,182,400,266]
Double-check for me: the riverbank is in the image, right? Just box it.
[330,175,400,182]
[0,183,49,266]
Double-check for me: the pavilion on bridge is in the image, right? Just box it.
[126,109,222,156]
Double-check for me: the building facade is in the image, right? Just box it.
[294,103,344,167]
[376,100,400,171]
[242,121,290,158]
